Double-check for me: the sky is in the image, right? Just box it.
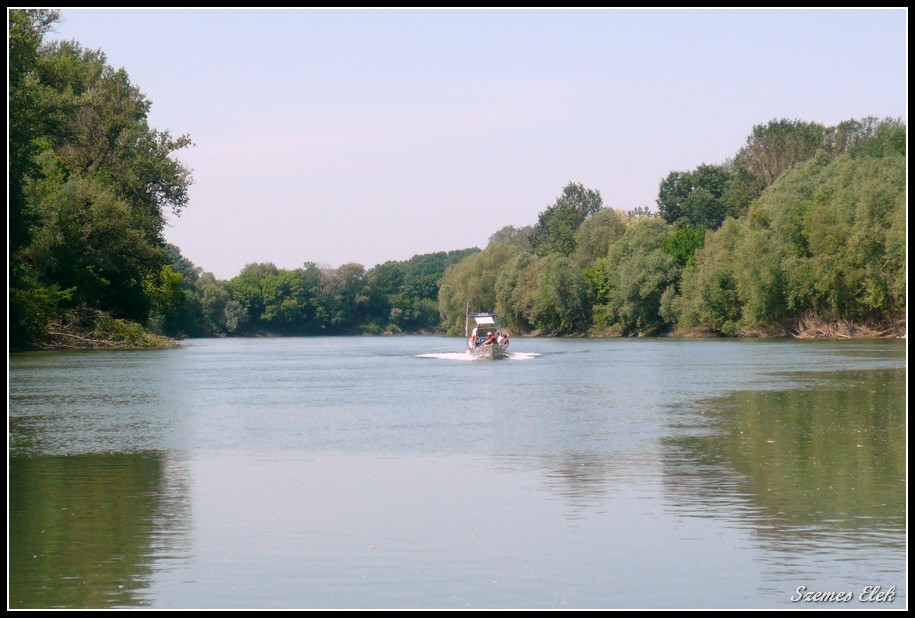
[43,8,907,280]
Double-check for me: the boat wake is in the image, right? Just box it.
[507,352,541,360]
[416,352,541,361]
[416,352,475,361]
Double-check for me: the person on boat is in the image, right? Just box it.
[482,331,497,346]
[470,326,478,348]
[502,332,509,347]
[496,331,504,345]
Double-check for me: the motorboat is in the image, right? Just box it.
[465,311,509,359]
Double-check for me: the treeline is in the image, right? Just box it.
[10,10,191,347]
[157,249,478,337]
[439,118,906,337]
[9,10,905,346]
[8,11,472,345]
[172,114,904,340]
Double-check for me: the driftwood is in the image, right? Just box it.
[792,313,903,339]
[45,331,122,348]
[39,310,178,350]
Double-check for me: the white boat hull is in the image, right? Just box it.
[467,344,509,360]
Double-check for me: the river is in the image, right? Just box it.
[8,337,906,608]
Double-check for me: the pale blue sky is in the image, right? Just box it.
[45,8,906,279]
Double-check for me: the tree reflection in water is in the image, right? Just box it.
[661,368,905,546]
[9,451,191,608]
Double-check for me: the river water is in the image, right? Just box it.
[8,337,906,608]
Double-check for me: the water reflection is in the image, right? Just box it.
[9,451,190,608]
[8,339,907,608]
[662,368,906,602]
[530,451,661,519]
[540,452,614,504]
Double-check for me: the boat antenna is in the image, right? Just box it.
[464,303,470,338]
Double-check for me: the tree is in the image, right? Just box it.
[572,208,627,267]
[9,12,193,347]
[525,254,592,333]
[674,140,906,333]
[438,244,523,334]
[196,273,231,334]
[23,176,163,320]
[164,243,200,286]
[10,10,66,346]
[322,263,368,330]
[261,269,314,333]
[364,261,405,325]
[733,119,827,188]
[604,218,679,333]
[493,250,536,333]
[829,116,906,159]
[656,164,733,229]
[361,251,482,332]
[488,225,534,251]
[626,206,656,219]
[153,244,208,337]
[9,9,61,256]
[531,182,603,256]
[227,263,279,333]
[661,226,706,268]
[671,239,737,333]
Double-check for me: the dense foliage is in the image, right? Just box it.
[10,11,475,344]
[9,11,904,345]
[10,10,191,347]
[158,248,479,338]
[440,120,905,337]
[673,150,906,334]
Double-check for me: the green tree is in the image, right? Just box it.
[23,176,163,320]
[493,250,536,333]
[488,225,534,251]
[604,218,679,333]
[37,41,192,224]
[155,244,208,337]
[364,261,405,325]
[829,116,906,159]
[675,138,906,333]
[9,9,62,257]
[671,219,742,333]
[884,190,906,308]
[523,254,592,333]
[9,12,193,347]
[734,118,827,188]
[227,263,278,333]
[572,208,627,267]
[661,225,706,268]
[438,244,522,334]
[261,269,314,334]
[626,206,656,219]
[531,182,603,256]
[322,263,369,330]
[195,273,230,334]
[656,164,733,229]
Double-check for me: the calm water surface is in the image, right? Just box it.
[9,337,906,608]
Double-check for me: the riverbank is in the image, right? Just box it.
[31,310,179,350]
[14,314,904,351]
[668,315,905,340]
[553,314,906,340]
